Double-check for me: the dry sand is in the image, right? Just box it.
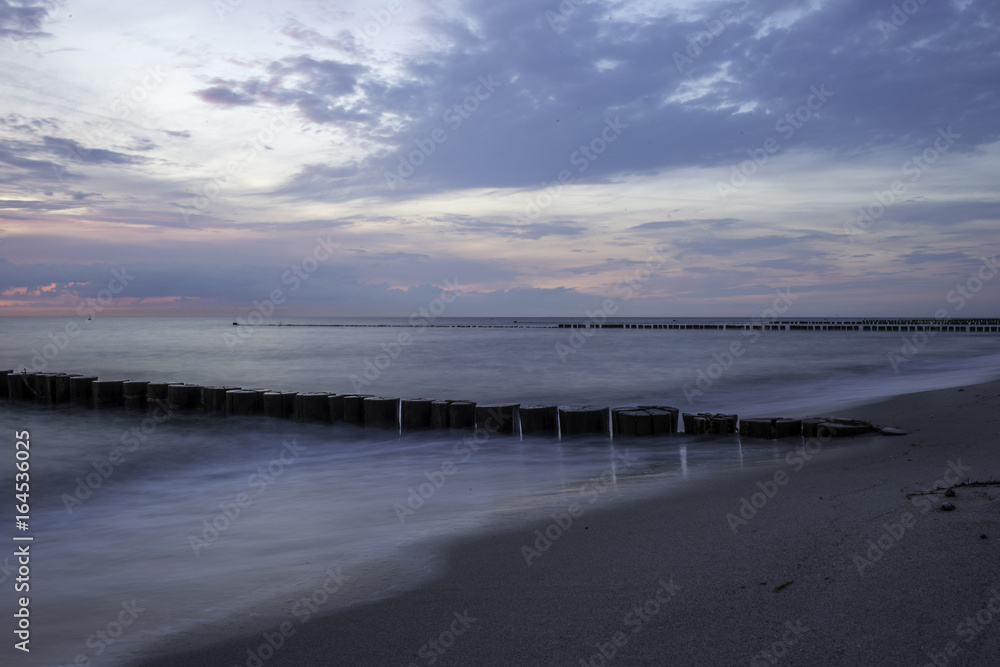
[133,381,1000,666]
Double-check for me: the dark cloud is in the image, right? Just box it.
[41,136,148,165]
[253,0,997,201]
[0,0,55,40]
[897,250,971,265]
[628,218,741,231]
[194,86,256,106]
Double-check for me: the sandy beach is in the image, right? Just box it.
[132,381,1000,666]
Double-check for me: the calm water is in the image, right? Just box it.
[0,317,998,665]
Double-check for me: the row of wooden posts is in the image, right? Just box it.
[1,369,874,440]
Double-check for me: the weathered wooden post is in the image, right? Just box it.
[263,392,296,419]
[296,392,333,423]
[69,376,97,408]
[476,403,518,435]
[93,379,126,410]
[739,418,773,439]
[200,386,230,415]
[559,406,610,437]
[8,372,36,402]
[612,407,647,437]
[0,370,10,399]
[449,401,476,431]
[53,374,76,405]
[34,373,58,406]
[365,397,400,430]
[228,389,263,417]
[774,418,802,438]
[430,400,454,429]
[519,404,559,436]
[123,381,150,413]
[343,394,373,426]
[167,384,202,412]
[401,398,434,430]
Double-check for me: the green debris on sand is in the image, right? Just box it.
[772,580,794,593]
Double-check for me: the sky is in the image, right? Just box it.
[0,0,998,317]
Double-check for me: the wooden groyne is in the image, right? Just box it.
[244,318,1000,333]
[1,369,893,442]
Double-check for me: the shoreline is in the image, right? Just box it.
[130,379,1000,666]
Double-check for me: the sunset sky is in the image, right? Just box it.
[1,0,998,317]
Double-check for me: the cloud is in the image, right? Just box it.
[194,86,256,106]
[628,218,740,231]
[0,0,56,40]
[450,218,583,239]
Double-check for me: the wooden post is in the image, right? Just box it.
[519,404,559,436]
[364,397,400,430]
[475,403,518,435]
[430,400,454,429]
[449,401,476,431]
[53,374,76,405]
[123,381,150,413]
[559,406,610,437]
[401,399,434,430]
[739,418,773,439]
[262,392,296,419]
[295,392,331,423]
[167,384,202,411]
[343,394,373,426]
[199,386,228,415]
[328,394,345,423]
[69,376,97,408]
[93,379,126,410]
[34,373,58,406]
[228,390,262,417]
[8,372,36,402]
[773,418,802,438]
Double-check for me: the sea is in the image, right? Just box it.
[0,316,998,666]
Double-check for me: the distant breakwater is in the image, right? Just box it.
[2,369,894,442]
[244,318,1000,333]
